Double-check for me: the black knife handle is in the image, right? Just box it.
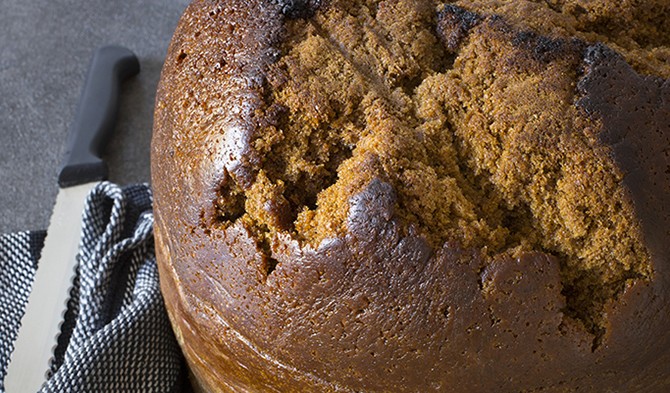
[57,45,140,188]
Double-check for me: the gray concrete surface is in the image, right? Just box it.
[0,0,190,233]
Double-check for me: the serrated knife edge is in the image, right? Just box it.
[5,184,90,391]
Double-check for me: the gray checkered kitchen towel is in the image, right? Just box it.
[0,182,189,392]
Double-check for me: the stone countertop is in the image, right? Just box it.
[0,0,190,233]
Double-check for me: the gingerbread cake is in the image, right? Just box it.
[151,0,670,391]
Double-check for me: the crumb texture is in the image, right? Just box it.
[455,0,670,79]
[208,0,664,339]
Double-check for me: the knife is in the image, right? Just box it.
[4,45,139,393]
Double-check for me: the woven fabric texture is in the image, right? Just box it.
[0,182,188,393]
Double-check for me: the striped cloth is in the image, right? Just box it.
[0,182,189,393]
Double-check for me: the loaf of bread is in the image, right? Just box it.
[151,0,670,391]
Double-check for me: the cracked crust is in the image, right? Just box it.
[151,0,670,391]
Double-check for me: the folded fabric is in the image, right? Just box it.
[0,182,189,393]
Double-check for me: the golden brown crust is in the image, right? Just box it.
[152,0,670,391]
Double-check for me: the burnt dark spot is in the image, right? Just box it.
[583,43,617,68]
[436,5,482,52]
[512,30,539,46]
[533,36,564,61]
[276,0,322,19]
[512,30,569,63]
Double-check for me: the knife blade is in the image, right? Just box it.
[5,45,139,393]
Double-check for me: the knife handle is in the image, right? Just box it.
[57,45,140,188]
